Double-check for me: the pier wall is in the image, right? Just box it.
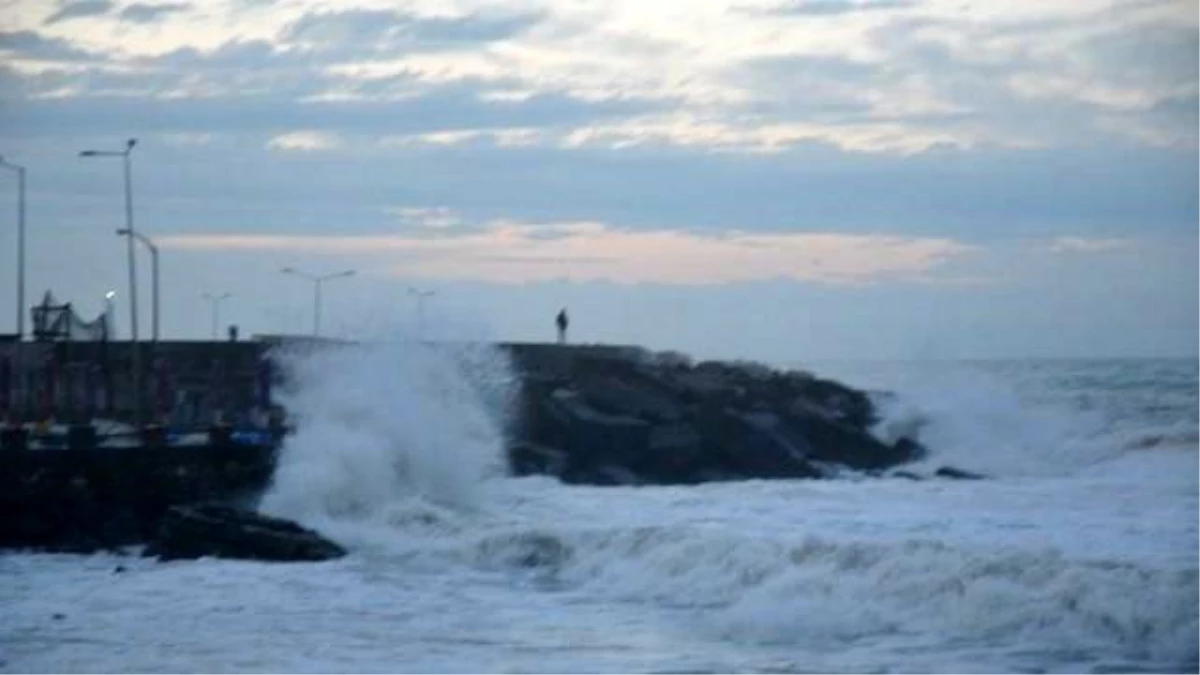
[0,340,270,427]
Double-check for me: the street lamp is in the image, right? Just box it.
[117,228,158,342]
[0,155,25,423]
[104,291,117,340]
[280,267,355,337]
[201,292,231,340]
[80,138,142,425]
[0,155,25,341]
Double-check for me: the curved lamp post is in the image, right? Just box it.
[281,267,355,337]
[80,138,142,425]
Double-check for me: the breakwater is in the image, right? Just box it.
[0,341,927,554]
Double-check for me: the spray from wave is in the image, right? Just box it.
[868,370,1112,477]
[258,338,517,530]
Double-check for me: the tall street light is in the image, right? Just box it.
[0,155,25,341]
[80,138,141,425]
[104,291,117,340]
[281,267,355,337]
[202,292,231,340]
[117,228,159,342]
[0,155,25,422]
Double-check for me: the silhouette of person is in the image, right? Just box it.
[556,308,569,344]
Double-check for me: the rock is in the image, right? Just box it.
[544,389,652,470]
[691,407,823,480]
[641,423,708,483]
[891,437,929,462]
[891,471,924,481]
[782,409,910,472]
[575,375,685,423]
[145,503,346,562]
[579,465,645,486]
[503,346,929,486]
[934,466,988,480]
[508,443,568,478]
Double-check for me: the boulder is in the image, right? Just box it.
[781,408,912,472]
[544,389,651,470]
[934,466,988,480]
[575,374,685,423]
[508,442,568,478]
[691,407,823,480]
[145,503,346,562]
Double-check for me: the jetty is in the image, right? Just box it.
[0,339,926,555]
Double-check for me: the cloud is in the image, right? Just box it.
[5,0,1193,161]
[156,221,976,285]
[0,31,104,62]
[385,206,463,229]
[117,3,190,23]
[751,0,916,17]
[1,84,661,140]
[1043,237,1135,254]
[43,0,114,25]
[282,8,544,54]
[266,131,341,151]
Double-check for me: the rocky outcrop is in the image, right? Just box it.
[145,504,346,562]
[505,347,926,485]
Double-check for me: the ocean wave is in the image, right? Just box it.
[864,361,1198,477]
[463,523,1198,666]
[258,339,516,524]
[1120,427,1200,451]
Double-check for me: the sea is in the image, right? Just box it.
[2,342,1196,674]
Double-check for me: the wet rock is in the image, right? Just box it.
[543,389,652,471]
[506,345,927,486]
[508,443,568,478]
[692,407,822,480]
[145,503,346,562]
[892,437,929,462]
[934,466,988,480]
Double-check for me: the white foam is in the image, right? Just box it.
[833,362,1159,477]
[258,338,516,529]
[453,509,1197,668]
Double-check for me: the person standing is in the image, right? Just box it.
[556,308,569,344]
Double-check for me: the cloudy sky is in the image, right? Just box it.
[0,0,1195,361]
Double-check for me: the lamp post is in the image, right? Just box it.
[0,155,25,341]
[0,155,25,422]
[80,138,141,425]
[104,291,117,340]
[117,228,158,342]
[201,292,231,340]
[280,267,355,337]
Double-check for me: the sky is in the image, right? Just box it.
[0,0,1196,362]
